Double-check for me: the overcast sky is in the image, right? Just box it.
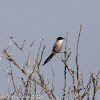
[0,0,100,99]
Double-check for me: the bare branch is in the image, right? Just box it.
[76,24,82,82]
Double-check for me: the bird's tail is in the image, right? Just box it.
[42,53,54,66]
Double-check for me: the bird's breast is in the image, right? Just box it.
[53,40,63,53]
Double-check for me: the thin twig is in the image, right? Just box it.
[76,24,82,81]
[63,33,68,100]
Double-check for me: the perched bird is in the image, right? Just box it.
[43,37,64,65]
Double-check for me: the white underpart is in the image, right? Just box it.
[58,40,63,45]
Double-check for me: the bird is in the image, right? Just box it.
[43,37,65,66]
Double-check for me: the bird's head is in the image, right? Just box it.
[57,37,65,41]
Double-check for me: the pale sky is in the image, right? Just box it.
[0,0,100,99]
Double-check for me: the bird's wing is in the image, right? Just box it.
[52,41,57,52]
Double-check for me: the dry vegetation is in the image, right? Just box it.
[0,25,100,100]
